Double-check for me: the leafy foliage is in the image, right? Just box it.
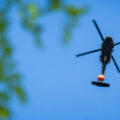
[66,6,87,16]
[0,0,87,119]
[0,107,10,118]
[27,3,40,20]
[63,6,87,43]
[49,0,61,10]
[13,86,26,102]
[16,0,87,46]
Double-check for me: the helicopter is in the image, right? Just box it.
[76,20,120,87]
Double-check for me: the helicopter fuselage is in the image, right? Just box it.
[100,36,114,74]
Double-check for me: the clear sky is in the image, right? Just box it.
[9,0,120,120]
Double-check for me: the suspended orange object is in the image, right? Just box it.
[97,74,105,82]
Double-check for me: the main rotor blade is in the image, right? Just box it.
[114,42,120,46]
[112,55,120,73]
[92,20,104,41]
[76,48,101,57]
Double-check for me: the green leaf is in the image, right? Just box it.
[14,86,26,103]
[0,92,9,100]
[49,0,60,10]
[0,74,4,80]
[0,21,7,33]
[0,107,10,118]
[8,73,21,83]
[66,6,87,16]
[33,25,43,47]
[12,74,21,80]
[27,3,39,19]
[4,47,12,56]
[23,18,34,30]
[63,24,72,43]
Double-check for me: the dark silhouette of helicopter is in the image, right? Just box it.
[76,20,120,87]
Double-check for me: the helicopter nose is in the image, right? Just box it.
[97,74,105,82]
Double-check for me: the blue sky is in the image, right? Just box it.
[9,0,120,120]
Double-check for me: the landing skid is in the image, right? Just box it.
[92,81,110,87]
